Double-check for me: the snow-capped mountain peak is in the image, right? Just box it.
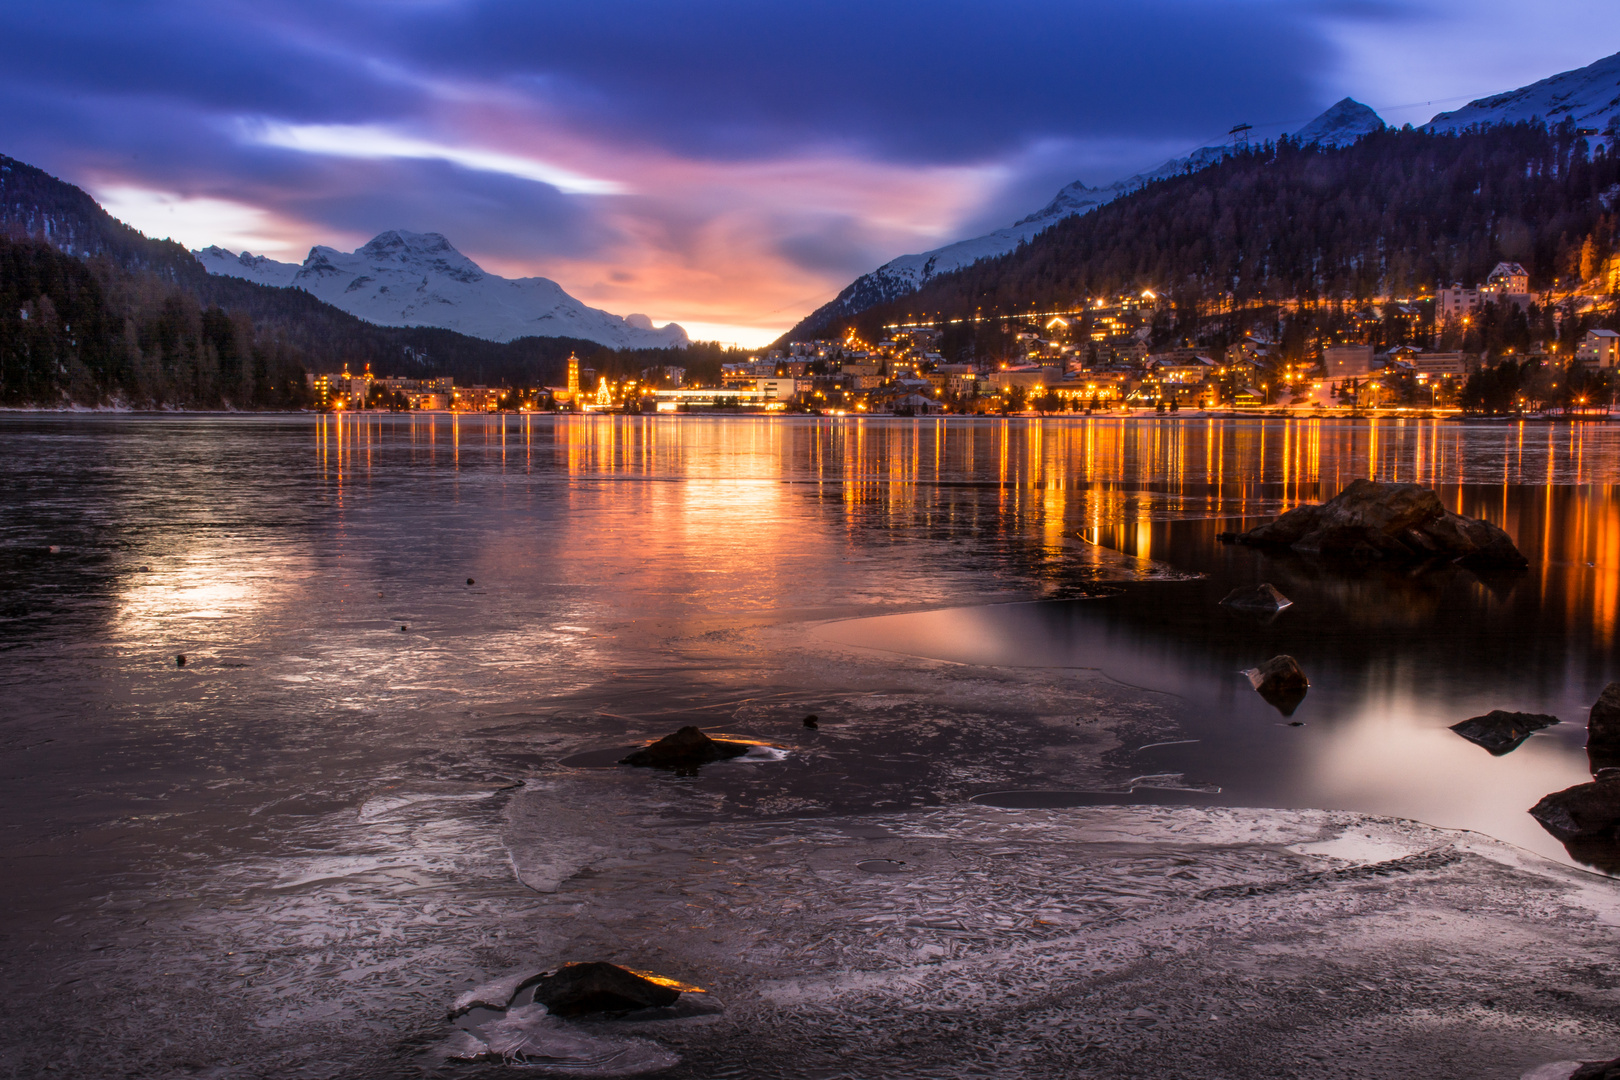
[1428,50,1620,135]
[1295,98,1385,148]
[196,230,687,349]
[789,99,1386,337]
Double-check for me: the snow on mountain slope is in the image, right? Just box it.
[196,231,688,349]
[1295,98,1386,148]
[789,102,1382,337]
[1428,50,1620,135]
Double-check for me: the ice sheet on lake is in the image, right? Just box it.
[448,1003,680,1074]
[497,775,1620,1077]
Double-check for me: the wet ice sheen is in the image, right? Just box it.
[4,414,1620,1077]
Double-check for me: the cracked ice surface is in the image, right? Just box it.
[499,778,1620,1079]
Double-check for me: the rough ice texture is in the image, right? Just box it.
[448,1003,680,1075]
[494,772,1620,1077]
[195,230,688,349]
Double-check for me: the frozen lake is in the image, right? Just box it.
[3,412,1620,1077]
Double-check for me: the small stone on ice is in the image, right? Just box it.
[1244,655,1309,716]
[620,726,752,772]
[1219,583,1292,611]
[1450,710,1559,756]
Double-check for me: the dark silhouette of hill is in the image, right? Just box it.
[1,154,715,406]
[796,122,1620,343]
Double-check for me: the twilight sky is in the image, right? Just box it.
[3,1,1618,345]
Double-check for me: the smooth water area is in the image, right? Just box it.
[2,410,1618,920]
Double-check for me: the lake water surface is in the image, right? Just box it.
[5,412,1620,1074]
[3,413,1619,887]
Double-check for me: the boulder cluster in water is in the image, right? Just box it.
[1223,479,1527,571]
[1526,683,1620,873]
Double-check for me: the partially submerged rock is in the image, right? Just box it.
[532,962,692,1017]
[620,726,751,773]
[1227,479,1527,570]
[1587,683,1620,768]
[1244,655,1309,716]
[1529,777,1620,841]
[1450,710,1560,756]
[1219,583,1293,611]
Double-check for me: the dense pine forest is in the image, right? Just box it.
[0,154,727,408]
[807,122,1620,343]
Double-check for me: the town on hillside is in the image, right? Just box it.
[312,263,1620,418]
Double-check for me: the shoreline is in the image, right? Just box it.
[1,405,1612,422]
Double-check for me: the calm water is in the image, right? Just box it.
[2,410,1619,909]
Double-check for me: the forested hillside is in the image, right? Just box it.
[811,123,1620,342]
[0,154,720,407]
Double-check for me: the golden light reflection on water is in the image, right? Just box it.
[300,413,1620,633]
[45,410,1620,876]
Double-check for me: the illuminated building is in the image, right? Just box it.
[652,387,788,411]
[1578,329,1620,369]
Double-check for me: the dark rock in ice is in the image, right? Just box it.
[1561,837,1620,876]
[1572,1054,1620,1079]
[401,624,409,631]
[1245,655,1309,716]
[467,577,475,585]
[1449,710,1560,756]
[175,654,186,668]
[620,726,751,773]
[1231,479,1527,570]
[1246,655,1309,693]
[803,714,819,728]
[531,962,687,1017]
[1586,683,1620,769]
[1529,777,1620,841]
[1219,583,1293,611]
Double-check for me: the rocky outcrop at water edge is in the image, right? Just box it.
[1225,479,1527,570]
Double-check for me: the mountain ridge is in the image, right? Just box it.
[196,230,688,351]
[782,100,1385,342]
[1428,50,1620,134]
[784,50,1620,343]
[820,123,1620,351]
